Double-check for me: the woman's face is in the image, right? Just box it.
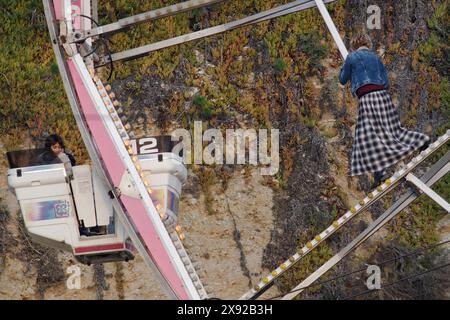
[51,143,63,155]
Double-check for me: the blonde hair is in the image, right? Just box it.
[350,33,372,51]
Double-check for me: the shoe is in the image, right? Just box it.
[419,141,430,152]
[370,172,389,191]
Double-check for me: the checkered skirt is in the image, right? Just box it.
[350,90,430,176]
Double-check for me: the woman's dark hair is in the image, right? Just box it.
[44,134,65,150]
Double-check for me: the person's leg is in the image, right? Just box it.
[419,140,430,152]
[374,170,384,182]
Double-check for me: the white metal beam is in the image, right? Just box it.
[405,173,450,213]
[97,0,337,66]
[313,0,348,59]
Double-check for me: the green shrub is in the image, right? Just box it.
[193,95,214,120]
[193,95,208,108]
[297,31,329,72]
[273,58,287,72]
[201,106,213,119]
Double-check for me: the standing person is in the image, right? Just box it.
[339,33,430,190]
[37,134,76,177]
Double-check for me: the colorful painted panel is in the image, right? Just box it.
[167,190,179,215]
[150,189,180,215]
[150,189,165,211]
[24,200,71,221]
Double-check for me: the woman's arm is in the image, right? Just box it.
[66,152,76,166]
[339,55,352,85]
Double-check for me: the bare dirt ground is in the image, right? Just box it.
[179,168,277,299]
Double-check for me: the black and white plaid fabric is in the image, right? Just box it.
[350,90,430,176]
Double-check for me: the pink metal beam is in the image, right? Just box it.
[67,60,125,185]
[121,196,190,299]
[67,58,190,300]
[53,0,62,20]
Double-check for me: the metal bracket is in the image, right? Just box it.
[118,171,140,199]
[406,173,450,213]
[59,21,76,56]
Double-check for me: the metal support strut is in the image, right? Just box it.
[313,0,348,59]
[405,173,450,213]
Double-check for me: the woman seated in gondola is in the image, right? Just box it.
[37,134,76,177]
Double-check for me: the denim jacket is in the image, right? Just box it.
[339,48,389,96]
